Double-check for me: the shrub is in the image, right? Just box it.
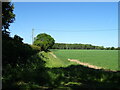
[30,45,41,52]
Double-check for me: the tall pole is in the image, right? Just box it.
[32,28,34,44]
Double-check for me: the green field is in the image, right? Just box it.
[41,51,77,68]
[50,49,118,70]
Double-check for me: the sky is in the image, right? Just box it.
[9,2,118,47]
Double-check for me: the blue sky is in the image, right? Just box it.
[10,2,118,47]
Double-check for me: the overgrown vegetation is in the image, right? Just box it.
[47,65,120,89]
[3,52,50,89]
[2,33,41,66]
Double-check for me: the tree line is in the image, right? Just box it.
[52,43,119,50]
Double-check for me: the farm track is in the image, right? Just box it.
[50,52,57,58]
[68,59,118,72]
[68,59,102,69]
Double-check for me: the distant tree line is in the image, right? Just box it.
[52,43,120,50]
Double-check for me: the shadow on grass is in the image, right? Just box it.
[47,65,120,89]
[3,53,120,89]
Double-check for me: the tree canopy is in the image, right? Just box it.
[33,33,55,51]
[2,2,15,33]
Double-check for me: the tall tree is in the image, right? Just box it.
[2,2,15,33]
[33,33,55,51]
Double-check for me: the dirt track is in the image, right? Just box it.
[50,52,57,58]
[68,59,102,69]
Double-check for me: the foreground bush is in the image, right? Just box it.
[2,33,41,66]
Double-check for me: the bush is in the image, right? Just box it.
[2,33,41,66]
[30,45,41,52]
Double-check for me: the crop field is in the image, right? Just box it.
[51,49,118,70]
[41,51,77,68]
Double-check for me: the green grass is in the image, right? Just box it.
[40,51,77,68]
[51,49,118,70]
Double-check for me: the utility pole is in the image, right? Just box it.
[32,28,34,44]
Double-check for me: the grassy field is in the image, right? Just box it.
[51,49,118,70]
[40,51,77,68]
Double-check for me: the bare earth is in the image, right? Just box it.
[50,52,57,58]
[68,59,103,69]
